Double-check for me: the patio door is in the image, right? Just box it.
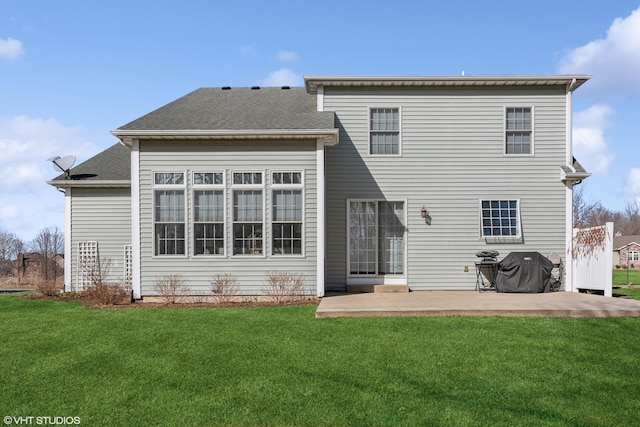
[348,200,405,280]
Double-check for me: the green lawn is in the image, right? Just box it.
[612,269,640,287]
[2,296,640,426]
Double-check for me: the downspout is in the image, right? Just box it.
[565,79,577,292]
[64,189,72,291]
[316,85,326,297]
[130,139,141,300]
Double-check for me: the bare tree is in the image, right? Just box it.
[29,227,64,282]
[0,231,24,276]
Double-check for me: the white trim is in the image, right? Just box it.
[131,141,141,299]
[368,106,402,156]
[231,170,266,257]
[152,171,188,258]
[479,198,522,239]
[192,171,226,257]
[305,75,591,94]
[316,142,325,297]
[504,106,535,156]
[112,129,339,145]
[346,199,408,282]
[63,189,72,292]
[565,88,574,292]
[317,86,324,112]
[47,180,131,189]
[270,170,305,258]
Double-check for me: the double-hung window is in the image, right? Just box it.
[193,172,225,256]
[480,199,520,237]
[370,107,400,155]
[272,172,303,255]
[505,107,532,154]
[628,251,639,261]
[232,172,264,255]
[154,172,186,255]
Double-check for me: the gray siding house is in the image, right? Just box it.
[48,75,590,299]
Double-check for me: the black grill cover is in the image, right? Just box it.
[495,252,554,293]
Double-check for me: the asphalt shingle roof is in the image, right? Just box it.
[50,87,336,186]
[49,142,130,183]
[117,87,335,131]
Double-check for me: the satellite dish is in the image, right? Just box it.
[48,155,76,178]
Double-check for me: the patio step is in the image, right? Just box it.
[346,284,409,293]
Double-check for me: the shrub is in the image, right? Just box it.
[263,271,306,304]
[154,274,189,304]
[211,273,239,304]
[84,282,130,305]
[35,279,61,297]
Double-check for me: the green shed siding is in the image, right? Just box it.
[70,187,132,288]
[138,140,318,295]
[323,86,569,290]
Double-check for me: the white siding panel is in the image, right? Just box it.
[324,86,568,290]
[70,188,132,289]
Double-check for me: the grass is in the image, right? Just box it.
[2,296,640,426]
[612,269,640,286]
[612,269,640,300]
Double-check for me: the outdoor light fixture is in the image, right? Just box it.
[421,206,428,218]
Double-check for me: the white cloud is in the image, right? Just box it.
[0,116,101,240]
[572,104,614,175]
[0,37,24,60]
[261,68,302,87]
[276,50,298,62]
[558,6,640,94]
[625,168,640,195]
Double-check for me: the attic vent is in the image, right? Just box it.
[281,86,290,90]
[221,86,231,90]
[251,86,260,90]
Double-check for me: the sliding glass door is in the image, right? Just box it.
[349,200,405,277]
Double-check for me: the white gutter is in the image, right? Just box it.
[47,180,131,189]
[112,129,339,145]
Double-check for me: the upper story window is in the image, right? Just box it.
[193,172,225,256]
[505,107,532,155]
[153,172,186,256]
[480,199,520,238]
[232,171,264,255]
[370,108,400,155]
[271,171,303,255]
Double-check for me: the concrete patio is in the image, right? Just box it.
[316,290,640,318]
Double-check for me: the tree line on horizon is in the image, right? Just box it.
[0,227,64,282]
[573,186,640,235]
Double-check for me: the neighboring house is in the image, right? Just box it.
[48,75,591,299]
[613,235,640,268]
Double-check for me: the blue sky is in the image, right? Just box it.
[1,0,640,241]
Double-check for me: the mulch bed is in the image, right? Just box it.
[14,292,320,309]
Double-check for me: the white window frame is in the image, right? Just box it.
[192,171,226,257]
[346,199,407,285]
[504,106,534,156]
[231,171,265,257]
[479,199,522,239]
[271,171,305,257]
[153,171,187,257]
[628,250,639,261]
[369,107,402,156]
